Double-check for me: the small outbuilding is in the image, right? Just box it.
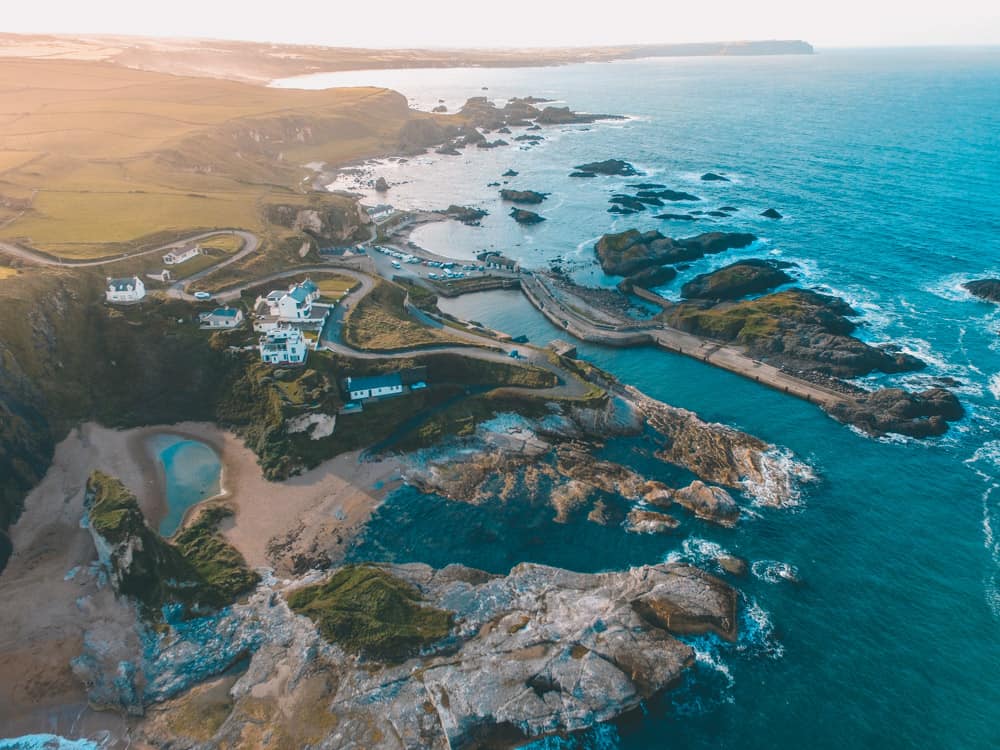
[548,339,578,359]
[199,306,244,329]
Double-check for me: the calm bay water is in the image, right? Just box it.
[149,434,222,537]
[282,49,1000,748]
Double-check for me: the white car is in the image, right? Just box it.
[193,291,212,300]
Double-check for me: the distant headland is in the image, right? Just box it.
[0,32,814,83]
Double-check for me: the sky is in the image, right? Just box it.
[4,0,1000,49]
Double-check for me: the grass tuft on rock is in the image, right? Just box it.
[287,564,453,662]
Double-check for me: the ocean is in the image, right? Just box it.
[276,48,1000,748]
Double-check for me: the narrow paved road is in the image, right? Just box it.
[0,230,258,270]
[319,279,590,400]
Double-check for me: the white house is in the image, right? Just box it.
[199,306,244,329]
[163,243,201,265]
[105,276,146,304]
[253,279,327,333]
[344,373,404,401]
[259,326,307,365]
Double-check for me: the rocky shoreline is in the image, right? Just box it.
[16,370,810,748]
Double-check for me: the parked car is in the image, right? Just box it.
[193,291,212,300]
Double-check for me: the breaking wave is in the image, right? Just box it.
[0,737,104,750]
[752,560,802,585]
[964,441,1000,620]
[742,447,817,508]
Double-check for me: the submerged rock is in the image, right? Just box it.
[636,188,700,202]
[502,169,519,177]
[761,208,783,219]
[627,508,681,534]
[718,555,749,577]
[701,172,731,182]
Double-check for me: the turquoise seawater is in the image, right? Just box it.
[302,49,1000,748]
[149,434,222,537]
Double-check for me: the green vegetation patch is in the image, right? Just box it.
[287,564,453,662]
[342,281,461,351]
[86,471,258,620]
[662,288,854,345]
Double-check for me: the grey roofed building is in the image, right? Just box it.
[108,277,139,291]
[343,373,405,401]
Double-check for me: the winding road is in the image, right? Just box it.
[0,230,259,270]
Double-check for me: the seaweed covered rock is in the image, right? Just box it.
[681,259,794,300]
[444,205,489,225]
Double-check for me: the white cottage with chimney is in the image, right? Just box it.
[105,276,146,304]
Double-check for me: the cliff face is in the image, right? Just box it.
[83,472,258,621]
[0,271,240,572]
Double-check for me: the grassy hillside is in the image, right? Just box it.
[0,58,413,257]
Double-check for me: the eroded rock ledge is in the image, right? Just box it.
[87,561,736,749]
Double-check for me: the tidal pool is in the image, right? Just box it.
[149,434,222,537]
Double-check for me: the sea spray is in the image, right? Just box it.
[741,447,816,508]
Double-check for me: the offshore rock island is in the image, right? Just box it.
[0,34,977,750]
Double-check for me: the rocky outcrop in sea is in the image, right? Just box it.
[82,560,737,749]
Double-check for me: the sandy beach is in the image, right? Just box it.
[0,420,403,737]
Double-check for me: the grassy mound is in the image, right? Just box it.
[342,281,461,351]
[86,471,258,620]
[287,565,453,662]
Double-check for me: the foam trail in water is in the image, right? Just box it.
[964,440,1000,620]
[742,448,816,508]
[0,737,103,750]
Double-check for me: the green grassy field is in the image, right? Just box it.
[342,281,463,351]
[0,58,413,258]
[316,276,358,303]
